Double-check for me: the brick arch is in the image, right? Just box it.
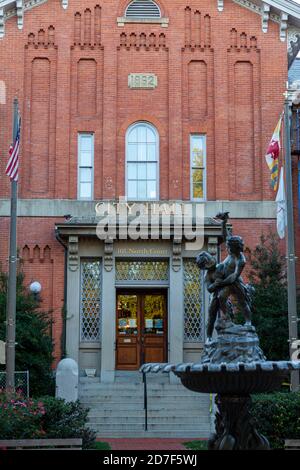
[118,115,167,138]
[117,0,169,18]
[116,116,169,199]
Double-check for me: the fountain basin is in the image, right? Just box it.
[140,361,300,395]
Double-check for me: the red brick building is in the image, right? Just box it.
[0,0,300,394]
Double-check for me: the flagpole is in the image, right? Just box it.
[5,97,19,393]
[284,92,299,392]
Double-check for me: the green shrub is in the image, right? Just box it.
[40,396,96,449]
[245,233,290,361]
[0,392,96,449]
[0,270,54,397]
[251,392,300,449]
[0,390,45,439]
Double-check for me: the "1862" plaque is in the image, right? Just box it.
[128,73,158,89]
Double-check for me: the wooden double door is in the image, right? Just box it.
[116,290,167,370]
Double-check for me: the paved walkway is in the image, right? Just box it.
[98,438,205,451]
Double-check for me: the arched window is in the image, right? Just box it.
[126,122,159,200]
[125,0,161,18]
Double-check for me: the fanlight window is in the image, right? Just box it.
[126,122,159,200]
[125,0,161,18]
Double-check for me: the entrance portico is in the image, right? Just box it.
[55,213,223,383]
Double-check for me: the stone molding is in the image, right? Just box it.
[288,27,300,67]
[217,1,224,12]
[207,237,219,257]
[172,239,182,272]
[0,199,277,219]
[262,3,270,33]
[117,16,169,27]
[104,239,114,272]
[68,235,79,272]
[280,12,289,41]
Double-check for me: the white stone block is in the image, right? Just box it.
[56,358,78,402]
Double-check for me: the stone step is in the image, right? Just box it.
[87,409,210,418]
[88,421,210,437]
[79,385,192,393]
[81,402,210,412]
[80,397,210,405]
[80,376,171,385]
[89,426,211,438]
[79,388,209,398]
[82,399,209,406]
[81,397,209,404]
[83,407,210,415]
[79,390,208,397]
[80,378,211,439]
[88,413,210,426]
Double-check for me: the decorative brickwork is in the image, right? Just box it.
[0,0,296,366]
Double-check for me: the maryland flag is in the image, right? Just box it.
[265,115,283,191]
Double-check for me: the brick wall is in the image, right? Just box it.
[0,0,292,363]
[0,0,287,200]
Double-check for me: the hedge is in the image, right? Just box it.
[251,392,300,449]
[0,391,96,449]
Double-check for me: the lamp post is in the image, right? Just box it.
[284,91,299,391]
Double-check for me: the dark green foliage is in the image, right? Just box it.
[90,441,111,450]
[251,392,300,449]
[0,390,46,439]
[0,392,96,449]
[183,440,208,450]
[245,233,290,360]
[0,269,54,396]
[39,397,96,449]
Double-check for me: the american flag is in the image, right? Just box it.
[5,116,21,182]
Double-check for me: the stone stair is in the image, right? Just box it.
[79,372,213,438]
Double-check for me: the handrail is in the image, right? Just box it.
[142,371,148,431]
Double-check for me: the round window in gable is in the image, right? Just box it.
[125,0,161,19]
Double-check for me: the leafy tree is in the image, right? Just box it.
[245,232,290,360]
[0,268,54,396]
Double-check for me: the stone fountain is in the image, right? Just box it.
[141,213,300,450]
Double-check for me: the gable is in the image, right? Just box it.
[1,0,300,65]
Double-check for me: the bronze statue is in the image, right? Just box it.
[196,212,254,342]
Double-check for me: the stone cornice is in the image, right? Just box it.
[0,199,277,219]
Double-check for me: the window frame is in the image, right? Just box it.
[125,122,160,201]
[80,258,102,343]
[190,134,207,202]
[183,258,205,342]
[125,0,161,19]
[77,133,94,201]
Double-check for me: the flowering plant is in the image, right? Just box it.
[0,389,46,438]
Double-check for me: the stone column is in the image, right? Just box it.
[100,240,116,382]
[66,236,80,364]
[169,246,184,384]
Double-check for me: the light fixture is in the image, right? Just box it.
[29,281,42,297]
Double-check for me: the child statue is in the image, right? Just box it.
[196,213,254,342]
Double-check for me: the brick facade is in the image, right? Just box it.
[0,0,296,364]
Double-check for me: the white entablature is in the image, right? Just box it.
[0,0,300,62]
